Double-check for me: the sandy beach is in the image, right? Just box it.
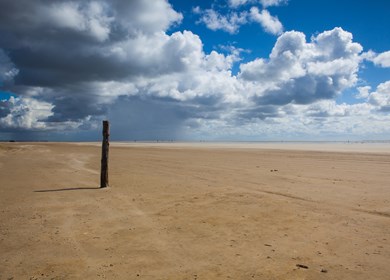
[0,142,389,279]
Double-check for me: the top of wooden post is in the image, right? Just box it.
[102,120,110,136]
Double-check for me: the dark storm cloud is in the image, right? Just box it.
[0,0,184,69]
[255,75,338,106]
[46,95,107,122]
[2,28,185,88]
[0,0,192,128]
[0,100,11,118]
[237,105,279,121]
[8,47,132,87]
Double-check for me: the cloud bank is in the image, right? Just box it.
[0,0,389,140]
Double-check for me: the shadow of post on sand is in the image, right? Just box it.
[34,187,102,193]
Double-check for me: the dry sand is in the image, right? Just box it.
[0,142,389,279]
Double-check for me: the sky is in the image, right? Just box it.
[0,0,390,141]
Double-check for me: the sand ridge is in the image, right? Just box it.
[0,142,389,279]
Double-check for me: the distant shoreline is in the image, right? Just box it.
[3,140,390,154]
[2,140,390,143]
[122,140,390,144]
[66,141,390,154]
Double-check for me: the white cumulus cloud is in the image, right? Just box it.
[365,50,390,68]
[259,0,287,8]
[239,28,362,106]
[229,0,252,7]
[0,49,19,84]
[0,0,388,140]
[197,8,248,34]
[366,81,390,111]
[0,96,53,130]
[249,7,283,35]
[228,0,287,8]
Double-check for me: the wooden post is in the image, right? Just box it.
[100,120,109,188]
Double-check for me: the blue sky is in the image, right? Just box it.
[0,0,390,141]
[168,0,390,86]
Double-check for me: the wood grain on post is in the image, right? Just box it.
[100,120,109,188]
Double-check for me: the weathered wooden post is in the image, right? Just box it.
[100,120,109,188]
